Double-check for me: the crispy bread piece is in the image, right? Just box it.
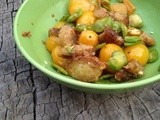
[66,56,106,82]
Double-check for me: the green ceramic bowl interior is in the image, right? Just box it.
[14,0,160,93]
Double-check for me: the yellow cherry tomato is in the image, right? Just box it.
[78,30,99,46]
[51,45,67,67]
[45,36,58,52]
[124,43,149,66]
[99,44,123,62]
[77,11,96,25]
[69,0,95,15]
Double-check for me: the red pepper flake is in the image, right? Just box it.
[22,31,32,38]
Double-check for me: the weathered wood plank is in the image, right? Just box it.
[1,0,160,120]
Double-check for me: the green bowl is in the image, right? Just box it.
[14,0,160,93]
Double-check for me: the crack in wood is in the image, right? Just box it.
[152,87,160,97]
[127,97,134,120]
[1,0,160,120]
[0,36,3,51]
[110,95,121,110]
[4,108,8,120]
[133,94,154,120]
[29,64,36,120]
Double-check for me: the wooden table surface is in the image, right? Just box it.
[1,0,160,120]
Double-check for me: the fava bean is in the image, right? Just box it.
[107,51,128,71]
[92,17,113,33]
[129,14,143,28]
[112,21,121,33]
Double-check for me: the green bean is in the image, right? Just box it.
[60,15,69,21]
[148,48,158,63]
[67,9,83,23]
[52,63,68,75]
[124,36,142,46]
[121,23,128,38]
[76,24,91,32]
[124,41,141,46]
[95,43,106,50]
[124,36,142,43]
[99,74,114,81]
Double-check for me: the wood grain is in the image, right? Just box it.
[1,0,160,120]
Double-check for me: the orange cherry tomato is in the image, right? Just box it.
[99,44,123,62]
[78,30,99,46]
[124,43,149,66]
[51,45,67,67]
[45,36,58,52]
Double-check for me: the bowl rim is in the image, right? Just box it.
[14,0,160,91]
